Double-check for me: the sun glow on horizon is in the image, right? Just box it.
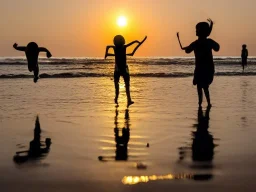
[117,16,127,27]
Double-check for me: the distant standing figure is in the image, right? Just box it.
[13,42,52,83]
[177,19,220,107]
[241,44,248,72]
[105,35,147,107]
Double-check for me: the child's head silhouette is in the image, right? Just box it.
[196,22,211,38]
[242,44,247,49]
[114,35,125,46]
[27,42,38,51]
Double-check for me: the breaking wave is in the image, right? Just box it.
[1,72,256,79]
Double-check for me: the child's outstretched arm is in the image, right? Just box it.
[126,36,147,56]
[183,44,194,54]
[13,43,26,51]
[125,40,140,47]
[39,47,52,58]
[210,40,220,52]
[105,46,115,59]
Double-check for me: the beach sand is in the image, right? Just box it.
[1,76,256,191]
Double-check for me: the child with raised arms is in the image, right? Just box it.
[105,35,147,107]
[177,19,220,107]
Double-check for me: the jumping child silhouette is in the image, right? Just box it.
[241,44,248,72]
[177,19,220,107]
[13,42,52,83]
[105,35,147,107]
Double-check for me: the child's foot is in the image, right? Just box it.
[33,76,39,83]
[114,97,118,104]
[127,100,134,107]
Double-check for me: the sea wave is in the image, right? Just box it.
[1,72,256,79]
[1,57,256,66]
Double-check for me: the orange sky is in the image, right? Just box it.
[1,0,256,57]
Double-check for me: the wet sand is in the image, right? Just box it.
[1,76,256,191]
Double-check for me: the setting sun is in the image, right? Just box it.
[117,16,127,27]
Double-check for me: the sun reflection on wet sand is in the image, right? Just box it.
[122,173,213,185]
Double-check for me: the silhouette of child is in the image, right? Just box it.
[13,42,52,83]
[241,44,248,72]
[178,19,220,107]
[105,35,147,107]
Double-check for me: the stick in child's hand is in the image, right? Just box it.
[177,32,183,50]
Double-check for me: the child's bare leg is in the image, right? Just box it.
[33,65,39,83]
[197,85,203,107]
[114,81,119,104]
[124,74,134,107]
[203,86,211,107]
[125,84,132,101]
[114,72,120,104]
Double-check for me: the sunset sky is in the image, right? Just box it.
[1,0,256,57]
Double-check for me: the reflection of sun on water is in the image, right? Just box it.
[119,82,125,89]
[118,82,126,103]
[117,16,127,27]
[122,173,195,185]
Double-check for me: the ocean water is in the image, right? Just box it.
[1,57,256,191]
[1,57,256,78]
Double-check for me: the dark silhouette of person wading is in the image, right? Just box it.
[241,44,248,72]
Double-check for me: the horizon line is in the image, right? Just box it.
[1,56,256,59]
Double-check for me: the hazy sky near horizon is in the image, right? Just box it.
[1,0,256,57]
